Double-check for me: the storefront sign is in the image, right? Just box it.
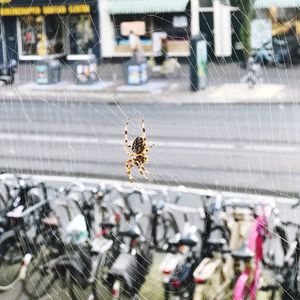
[43,5,67,15]
[173,16,188,28]
[121,21,146,36]
[0,7,41,16]
[0,4,90,16]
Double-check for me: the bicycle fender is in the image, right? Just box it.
[193,257,222,281]
[233,272,250,300]
[19,253,33,280]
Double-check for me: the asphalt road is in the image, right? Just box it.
[0,100,300,195]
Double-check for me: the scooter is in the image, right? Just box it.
[0,59,17,85]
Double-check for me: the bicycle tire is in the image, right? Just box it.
[23,251,63,299]
[0,229,23,291]
[157,211,179,251]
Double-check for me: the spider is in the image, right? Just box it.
[124,118,153,183]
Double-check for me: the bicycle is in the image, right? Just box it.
[160,189,226,300]
[99,186,153,300]
[261,200,300,299]
[0,177,51,291]
[23,183,148,300]
[137,187,179,252]
[23,182,110,299]
[193,201,256,300]
[161,204,204,300]
[232,199,278,300]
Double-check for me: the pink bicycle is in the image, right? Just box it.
[232,201,275,300]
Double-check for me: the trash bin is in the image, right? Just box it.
[35,58,61,84]
[190,34,208,91]
[67,54,98,85]
[124,59,148,85]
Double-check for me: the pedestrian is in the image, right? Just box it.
[152,30,168,66]
[129,30,144,61]
[36,33,48,57]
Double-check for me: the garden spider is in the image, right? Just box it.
[124,118,153,182]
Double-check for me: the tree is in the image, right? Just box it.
[230,0,255,56]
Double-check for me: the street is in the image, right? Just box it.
[0,100,300,194]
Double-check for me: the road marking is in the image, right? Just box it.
[106,139,298,153]
[0,133,298,153]
[0,133,98,144]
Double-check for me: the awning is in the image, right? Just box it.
[254,0,300,8]
[108,0,189,14]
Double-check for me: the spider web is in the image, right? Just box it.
[0,0,300,299]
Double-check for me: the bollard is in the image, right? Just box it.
[190,34,208,92]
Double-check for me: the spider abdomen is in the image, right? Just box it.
[132,136,144,154]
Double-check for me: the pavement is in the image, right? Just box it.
[1,61,300,104]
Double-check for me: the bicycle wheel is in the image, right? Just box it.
[92,251,116,300]
[69,250,110,300]
[156,212,179,251]
[0,230,23,291]
[110,279,132,300]
[23,250,64,299]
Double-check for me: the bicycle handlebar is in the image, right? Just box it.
[166,203,206,219]
[222,200,256,211]
[292,197,300,209]
[281,220,300,229]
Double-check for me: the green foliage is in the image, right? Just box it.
[230,0,255,55]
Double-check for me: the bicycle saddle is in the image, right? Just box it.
[179,234,199,248]
[207,238,226,250]
[42,215,59,227]
[119,226,141,239]
[100,221,116,229]
[231,245,254,260]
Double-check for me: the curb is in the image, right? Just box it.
[0,83,298,105]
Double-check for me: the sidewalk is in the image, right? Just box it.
[0,62,299,104]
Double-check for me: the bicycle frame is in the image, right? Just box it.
[233,205,270,300]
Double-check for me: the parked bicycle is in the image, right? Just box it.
[232,200,278,300]
[262,199,300,299]
[193,200,256,300]
[0,176,51,291]
[160,190,225,300]
[23,182,112,300]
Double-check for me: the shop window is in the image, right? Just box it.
[20,15,43,56]
[69,15,94,54]
[20,15,64,56]
[45,15,63,55]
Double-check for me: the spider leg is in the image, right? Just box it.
[125,159,135,183]
[124,119,133,155]
[135,162,150,181]
[141,118,147,143]
[140,163,154,177]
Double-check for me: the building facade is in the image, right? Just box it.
[0,0,100,64]
[99,0,241,61]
